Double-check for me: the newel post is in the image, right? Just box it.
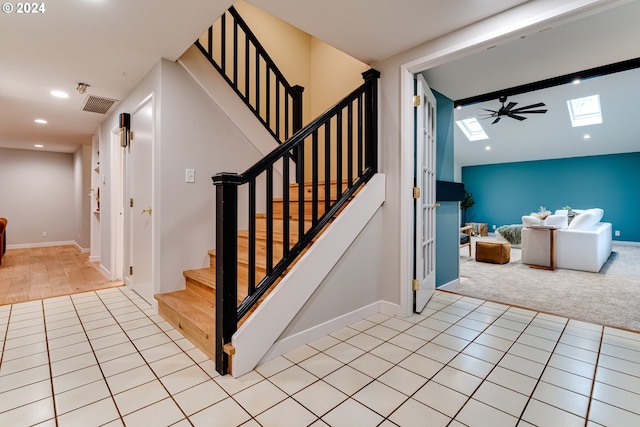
[362,69,380,174]
[212,172,242,375]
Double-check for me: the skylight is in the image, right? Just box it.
[456,118,489,141]
[567,95,602,127]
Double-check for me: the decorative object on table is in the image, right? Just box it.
[531,206,551,221]
[461,192,475,226]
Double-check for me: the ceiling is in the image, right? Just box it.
[422,0,640,167]
[2,0,638,158]
[0,0,230,153]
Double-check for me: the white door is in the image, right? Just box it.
[127,98,154,303]
[414,74,437,313]
[110,129,124,281]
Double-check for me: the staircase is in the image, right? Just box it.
[155,5,380,376]
[155,180,345,361]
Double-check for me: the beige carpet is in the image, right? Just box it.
[442,237,640,332]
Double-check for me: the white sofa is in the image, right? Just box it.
[521,208,612,272]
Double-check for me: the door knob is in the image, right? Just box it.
[141,207,152,215]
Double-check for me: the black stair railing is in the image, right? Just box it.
[213,69,380,374]
[195,6,304,143]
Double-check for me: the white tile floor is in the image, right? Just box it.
[1,287,640,426]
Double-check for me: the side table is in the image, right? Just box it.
[528,225,561,270]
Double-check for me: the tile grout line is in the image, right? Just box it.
[513,313,572,425]
[99,286,231,426]
[584,325,605,426]
[94,288,191,425]
[0,304,12,371]
[66,291,125,425]
[445,301,542,425]
[41,298,61,427]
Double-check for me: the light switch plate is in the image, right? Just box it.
[186,169,195,183]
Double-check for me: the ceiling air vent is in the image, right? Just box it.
[82,95,118,114]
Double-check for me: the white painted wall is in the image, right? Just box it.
[0,147,76,247]
[277,206,387,339]
[156,58,267,294]
[95,57,269,300]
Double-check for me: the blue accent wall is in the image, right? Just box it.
[433,90,459,287]
[462,152,640,242]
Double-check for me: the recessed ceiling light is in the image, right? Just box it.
[50,90,69,98]
[572,79,581,85]
[584,134,591,140]
[485,146,491,151]
[34,119,47,124]
[34,144,44,148]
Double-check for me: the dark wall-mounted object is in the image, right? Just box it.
[436,180,465,202]
[119,113,131,147]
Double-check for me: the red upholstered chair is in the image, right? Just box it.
[0,218,7,266]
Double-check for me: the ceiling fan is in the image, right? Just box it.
[480,95,548,124]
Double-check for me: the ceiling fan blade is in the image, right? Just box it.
[508,114,527,121]
[518,109,548,114]
[480,108,498,114]
[491,117,501,124]
[504,102,517,112]
[511,102,546,112]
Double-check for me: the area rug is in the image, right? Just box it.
[442,241,640,332]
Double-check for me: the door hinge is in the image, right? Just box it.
[413,187,421,199]
[413,95,421,107]
[129,266,133,275]
[129,131,134,141]
[130,198,134,207]
[412,279,420,291]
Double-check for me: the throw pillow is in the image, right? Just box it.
[568,211,599,229]
[587,208,604,222]
[546,215,569,229]
[522,215,541,227]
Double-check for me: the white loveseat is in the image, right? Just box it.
[521,208,612,272]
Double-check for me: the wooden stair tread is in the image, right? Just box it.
[184,268,215,288]
[184,267,250,301]
[155,290,215,335]
[158,179,364,370]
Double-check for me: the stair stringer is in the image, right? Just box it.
[178,45,291,176]
[230,173,385,377]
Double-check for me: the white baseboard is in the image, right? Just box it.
[99,264,111,280]
[612,240,640,247]
[260,301,384,365]
[73,241,90,253]
[88,255,100,262]
[7,240,77,250]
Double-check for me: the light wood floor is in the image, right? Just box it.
[0,245,123,306]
